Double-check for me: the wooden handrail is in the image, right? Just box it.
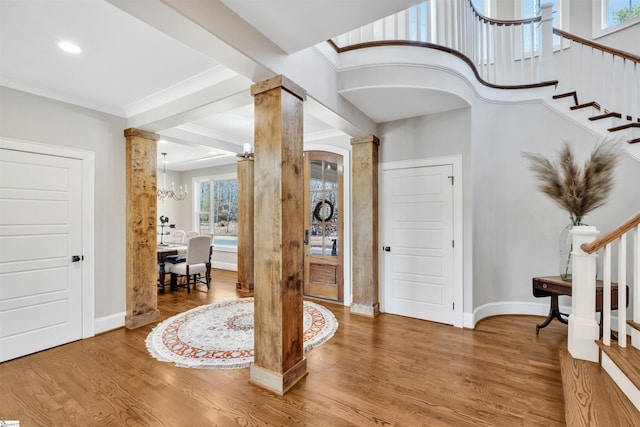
[328,40,558,90]
[581,211,640,254]
[553,28,640,64]
[467,0,541,26]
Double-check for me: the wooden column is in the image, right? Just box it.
[350,135,380,317]
[250,75,307,394]
[124,128,160,329]
[236,153,254,297]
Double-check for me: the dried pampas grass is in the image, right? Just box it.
[523,138,620,224]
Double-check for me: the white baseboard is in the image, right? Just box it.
[94,312,125,334]
[471,301,571,329]
[213,261,237,271]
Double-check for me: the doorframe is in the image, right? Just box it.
[379,155,463,328]
[0,137,95,338]
[304,144,351,307]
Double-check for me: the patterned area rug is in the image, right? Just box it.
[146,298,338,370]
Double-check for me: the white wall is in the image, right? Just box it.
[0,86,126,320]
[378,108,473,312]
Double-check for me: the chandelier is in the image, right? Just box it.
[158,152,188,202]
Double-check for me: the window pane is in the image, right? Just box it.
[310,160,323,190]
[213,179,238,237]
[324,161,338,190]
[607,0,640,26]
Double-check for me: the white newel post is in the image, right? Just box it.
[568,226,600,362]
[539,3,556,82]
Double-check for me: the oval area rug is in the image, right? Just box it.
[146,298,338,369]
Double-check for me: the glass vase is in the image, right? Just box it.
[559,217,584,282]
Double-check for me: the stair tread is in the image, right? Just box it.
[570,101,601,111]
[560,347,640,426]
[599,338,640,391]
[589,112,621,121]
[609,122,640,132]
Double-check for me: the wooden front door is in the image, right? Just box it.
[303,151,343,302]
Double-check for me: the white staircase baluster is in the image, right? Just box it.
[604,243,612,346]
[633,224,640,349]
[619,234,627,347]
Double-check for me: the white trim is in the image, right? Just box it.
[213,261,237,271]
[94,312,125,334]
[602,352,640,411]
[0,137,96,339]
[304,143,352,307]
[379,155,464,328]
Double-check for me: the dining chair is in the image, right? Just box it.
[166,235,212,292]
[185,230,199,240]
[167,229,185,244]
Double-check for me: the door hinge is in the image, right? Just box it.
[452,302,455,310]
[448,175,454,185]
[452,240,455,248]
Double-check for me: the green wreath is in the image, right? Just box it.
[313,199,334,222]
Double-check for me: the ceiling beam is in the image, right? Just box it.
[126,75,253,132]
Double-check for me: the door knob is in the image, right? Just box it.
[72,255,83,262]
[383,246,391,252]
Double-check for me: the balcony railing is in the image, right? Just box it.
[330,0,640,125]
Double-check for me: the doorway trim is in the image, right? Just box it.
[379,155,463,328]
[0,136,95,338]
[304,143,351,307]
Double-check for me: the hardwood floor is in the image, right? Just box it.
[0,269,568,426]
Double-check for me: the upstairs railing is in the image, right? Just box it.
[553,29,640,127]
[330,0,640,126]
[574,212,640,355]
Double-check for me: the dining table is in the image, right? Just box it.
[157,243,187,292]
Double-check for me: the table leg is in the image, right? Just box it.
[158,261,166,293]
[536,295,569,334]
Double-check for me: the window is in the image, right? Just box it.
[604,0,640,27]
[594,0,640,37]
[194,175,238,247]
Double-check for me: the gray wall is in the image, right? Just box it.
[0,86,126,319]
[379,108,473,312]
[471,99,640,309]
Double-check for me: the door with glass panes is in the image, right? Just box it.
[304,151,343,302]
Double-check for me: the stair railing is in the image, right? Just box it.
[553,29,640,127]
[330,0,554,87]
[331,0,640,128]
[570,212,640,361]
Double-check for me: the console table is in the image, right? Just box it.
[532,275,628,336]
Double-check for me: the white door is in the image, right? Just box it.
[383,164,454,325]
[0,148,83,362]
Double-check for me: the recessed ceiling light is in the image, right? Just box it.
[58,42,82,54]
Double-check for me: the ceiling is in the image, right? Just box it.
[0,0,431,171]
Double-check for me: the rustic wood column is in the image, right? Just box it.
[124,128,160,329]
[236,153,254,297]
[250,75,307,394]
[350,135,380,317]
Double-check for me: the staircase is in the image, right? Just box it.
[565,213,640,424]
[330,0,640,418]
[559,346,640,425]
